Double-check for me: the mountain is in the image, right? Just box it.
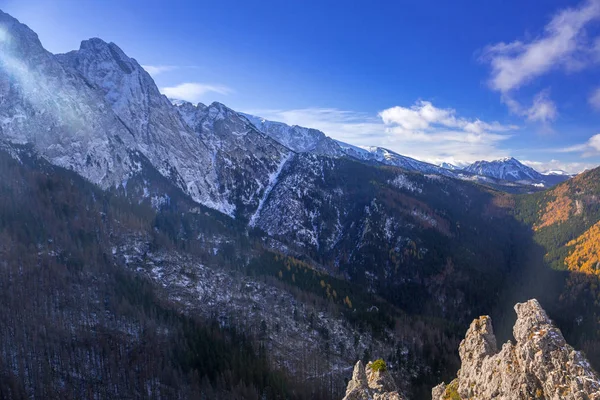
[433,299,600,400]
[465,157,543,182]
[0,10,299,219]
[241,112,462,178]
[239,112,346,157]
[439,162,461,171]
[58,38,293,218]
[337,142,459,177]
[464,157,570,186]
[240,113,559,191]
[0,11,138,188]
[3,9,600,400]
[173,101,292,219]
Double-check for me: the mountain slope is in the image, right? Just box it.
[174,101,293,219]
[240,112,346,157]
[252,154,526,321]
[337,142,457,177]
[56,38,241,214]
[0,12,299,218]
[241,112,462,178]
[514,166,600,269]
[0,10,139,188]
[465,157,570,186]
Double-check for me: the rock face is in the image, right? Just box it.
[174,101,293,219]
[343,360,404,400]
[464,157,569,186]
[433,299,600,400]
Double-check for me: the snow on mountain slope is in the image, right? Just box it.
[336,141,458,177]
[464,157,543,182]
[55,38,235,213]
[251,154,348,252]
[439,162,461,171]
[240,112,346,157]
[175,101,293,219]
[0,10,139,188]
[0,11,294,218]
[241,113,459,178]
[464,157,570,186]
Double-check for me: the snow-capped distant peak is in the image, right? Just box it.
[463,157,569,185]
[439,162,461,171]
[464,157,542,182]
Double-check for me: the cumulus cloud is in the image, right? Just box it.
[555,133,600,156]
[160,82,233,103]
[481,0,600,93]
[377,101,517,163]
[379,100,517,134]
[141,65,178,76]
[246,100,517,164]
[522,159,596,174]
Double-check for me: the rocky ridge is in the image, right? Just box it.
[433,299,600,400]
[464,157,570,186]
[343,360,405,400]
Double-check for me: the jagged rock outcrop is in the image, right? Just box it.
[343,360,405,400]
[433,299,600,400]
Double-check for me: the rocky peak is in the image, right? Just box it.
[433,299,600,400]
[0,10,47,59]
[76,38,136,74]
[343,360,405,400]
[0,10,139,188]
[57,37,181,135]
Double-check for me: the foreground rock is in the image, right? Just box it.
[343,360,405,400]
[433,299,600,400]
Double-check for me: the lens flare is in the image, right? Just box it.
[0,26,7,43]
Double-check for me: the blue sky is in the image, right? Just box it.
[3,0,600,172]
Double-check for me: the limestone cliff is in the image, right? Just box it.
[343,360,405,400]
[433,299,600,400]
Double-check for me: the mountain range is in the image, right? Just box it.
[0,9,598,400]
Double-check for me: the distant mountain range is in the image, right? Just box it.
[437,157,572,186]
[240,111,571,187]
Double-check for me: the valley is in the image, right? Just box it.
[0,8,599,400]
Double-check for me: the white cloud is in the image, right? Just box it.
[555,133,600,156]
[500,90,558,126]
[141,65,179,76]
[378,101,516,163]
[160,82,232,103]
[245,100,517,164]
[589,86,600,110]
[379,101,518,134]
[481,0,600,93]
[481,0,600,124]
[525,90,558,123]
[522,159,597,174]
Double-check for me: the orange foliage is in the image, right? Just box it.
[564,221,600,275]
[535,184,573,230]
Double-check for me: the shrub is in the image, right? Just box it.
[370,359,387,372]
